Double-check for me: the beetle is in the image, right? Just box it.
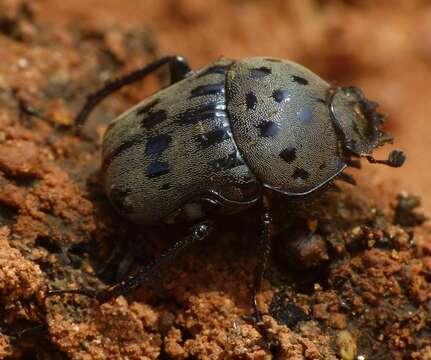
[48,55,405,323]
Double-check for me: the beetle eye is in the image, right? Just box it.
[353,103,367,127]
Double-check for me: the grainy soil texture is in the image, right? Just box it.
[0,0,430,359]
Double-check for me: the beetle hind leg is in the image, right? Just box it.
[75,55,192,131]
[45,220,213,302]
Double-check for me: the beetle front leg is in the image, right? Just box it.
[252,197,273,324]
[75,55,192,131]
[46,220,213,302]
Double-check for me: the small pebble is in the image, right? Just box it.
[336,330,357,360]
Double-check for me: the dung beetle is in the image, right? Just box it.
[48,55,405,322]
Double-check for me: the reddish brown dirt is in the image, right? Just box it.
[0,0,430,359]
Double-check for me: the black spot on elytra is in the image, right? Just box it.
[208,152,243,172]
[189,82,225,98]
[250,66,272,79]
[141,109,167,130]
[246,92,257,110]
[177,102,226,125]
[292,168,309,180]
[272,89,290,103]
[319,162,326,170]
[195,127,230,149]
[137,98,159,115]
[145,134,172,158]
[197,64,230,77]
[258,121,279,137]
[292,75,309,85]
[102,134,145,170]
[279,147,297,163]
[146,161,170,178]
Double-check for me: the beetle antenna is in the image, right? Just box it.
[366,150,406,168]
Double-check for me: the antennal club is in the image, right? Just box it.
[366,150,406,168]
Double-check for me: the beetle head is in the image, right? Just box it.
[329,86,393,157]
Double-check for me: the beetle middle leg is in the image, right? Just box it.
[46,220,213,301]
[75,55,192,130]
[252,196,273,324]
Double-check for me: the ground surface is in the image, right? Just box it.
[0,0,430,359]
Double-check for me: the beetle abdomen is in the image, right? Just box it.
[102,59,258,223]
